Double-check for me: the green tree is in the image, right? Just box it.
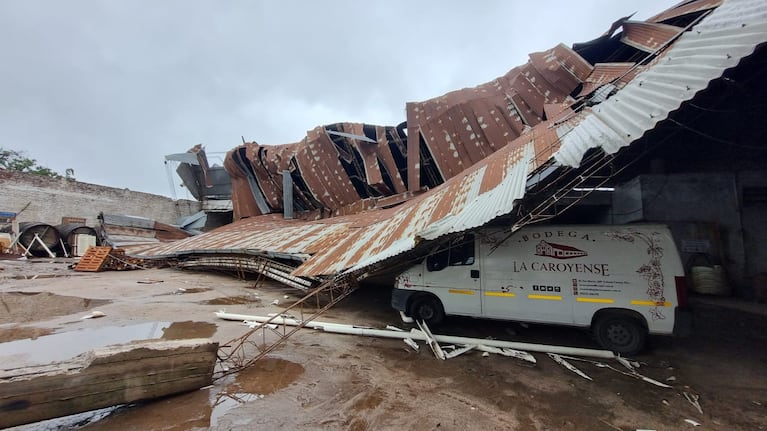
[0,147,73,179]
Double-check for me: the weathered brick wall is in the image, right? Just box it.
[0,170,200,225]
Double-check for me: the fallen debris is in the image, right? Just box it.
[597,417,623,431]
[548,353,592,380]
[215,311,616,359]
[615,355,640,371]
[416,320,446,360]
[403,338,420,352]
[556,355,672,389]
[684,418,702,427]
[443,344,475,359]
[74,246,147,272]
[81,310,106,320]
[476,345,536,364]
[683,391,703,415]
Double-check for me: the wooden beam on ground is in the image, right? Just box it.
[0,338,218,428]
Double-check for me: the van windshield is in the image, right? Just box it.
[426,234,475,271]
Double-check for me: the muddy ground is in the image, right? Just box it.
[1,258,766,431]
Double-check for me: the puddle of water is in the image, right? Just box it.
[204,295,261,305]
[153,287,212,297]
[204,357,306,426]
[5,274,74,280]
[0,321,216,367]
[0,292,111,324]
[0,326,55,343]
[232,357,305,395]
[161,320,217,340]
[34,358,307,430]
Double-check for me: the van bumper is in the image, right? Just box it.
[391,288,415,312]
[673,307,693,337]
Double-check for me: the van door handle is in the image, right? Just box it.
[470,270,480,279]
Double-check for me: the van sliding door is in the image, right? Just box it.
[480,229,573,324]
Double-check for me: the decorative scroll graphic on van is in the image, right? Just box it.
[607,230,666,321]
[534,241,587,260]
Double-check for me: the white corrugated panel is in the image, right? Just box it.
[554,0,767,168]
[345,142,535,273]
[417,142,534,241]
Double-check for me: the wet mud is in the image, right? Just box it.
[2,264,766,430]
[204,294,262,306]
[0,292,110,324]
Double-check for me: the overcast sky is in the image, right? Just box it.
[0,0,676,198]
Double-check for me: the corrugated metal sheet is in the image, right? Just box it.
[223,123,409,219]
[621,21,683,52]
[555,0,767,167]
[134,136,538,277]
[648,0,723,24]
[137,0,766,281]
[577,63,638,97]
[404,43,591,183]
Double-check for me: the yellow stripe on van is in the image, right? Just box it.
[576,297,615,304]
[630,300,672,307]
[528,294,562,301]
[448,289,475,295]
[485,291,516,297]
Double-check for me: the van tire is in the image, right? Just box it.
[410,295,445,326]
[593,314,646,355]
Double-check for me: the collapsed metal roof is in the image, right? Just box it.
[134,0,767,280]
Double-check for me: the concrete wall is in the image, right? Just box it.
[0,170,200,226]
[738,170,767,284]
[612,172,767,296]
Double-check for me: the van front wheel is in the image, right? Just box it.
[410,296,445,326]
[593,315,646,355]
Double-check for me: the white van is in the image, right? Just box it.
[391,224,689,354]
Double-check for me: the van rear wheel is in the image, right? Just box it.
[593,315,646,355]
[410,296,445,326]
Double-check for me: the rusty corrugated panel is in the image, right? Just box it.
[223,148,262,220]
[297,126,361,209]
[647,0,723,24]
[373,125,407,194]
[245,143,283,210]
[543,103,574,123]
[136,127,540,277]
[577,63,636,97]
[406,44,591,189]
[621,21,683,53]
[528,44,594,94]
[222,122,408,216]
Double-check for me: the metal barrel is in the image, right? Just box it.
[18,222,62,257]
[55,223,98,248]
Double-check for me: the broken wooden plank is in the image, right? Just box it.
[0,338,218,429]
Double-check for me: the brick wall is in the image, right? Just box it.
[0,170,200,226]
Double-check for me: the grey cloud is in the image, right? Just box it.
[0,0,674,196]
